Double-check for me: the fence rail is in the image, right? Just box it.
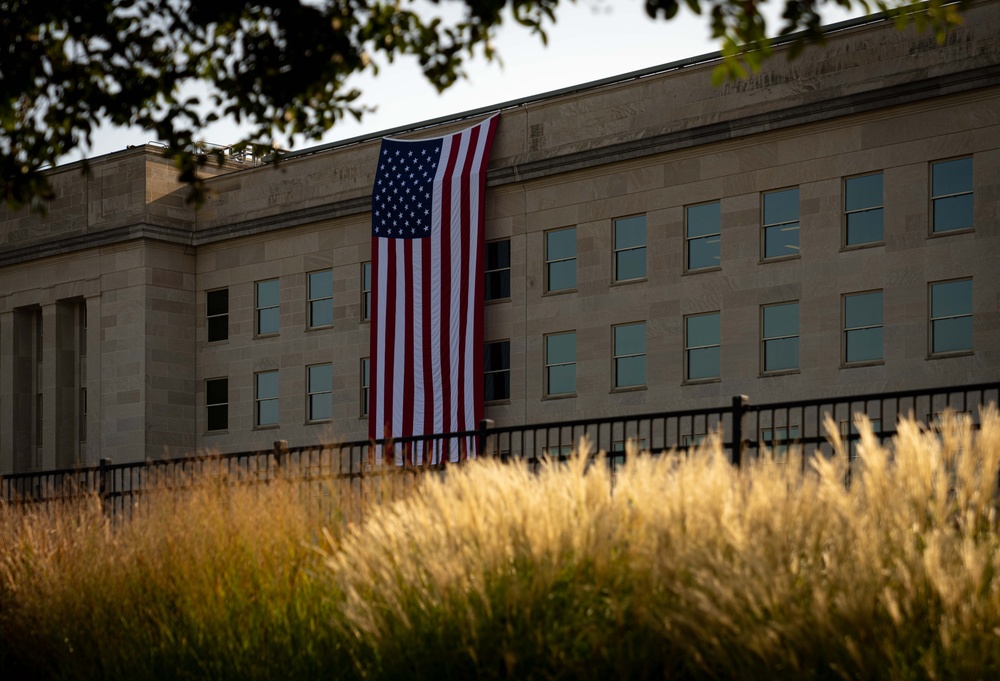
[3,382,998,520]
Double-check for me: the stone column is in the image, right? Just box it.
[55,301,79,468]
[39,304,57,470]
[9,309,36,472]
[83,295,102,466]
[0,310,13,473]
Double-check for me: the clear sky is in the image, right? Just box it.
[74,1,868,161]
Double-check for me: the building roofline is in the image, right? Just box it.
[276,8,895,161]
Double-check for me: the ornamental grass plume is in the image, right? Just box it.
[3,412,1000,680]
[0,472,352,680]
[326,410,1000,680]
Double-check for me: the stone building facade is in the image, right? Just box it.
[2,2,999,472]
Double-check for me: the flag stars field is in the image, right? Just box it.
[372,139,443,238]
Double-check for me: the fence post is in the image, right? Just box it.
[477,419,494,460]
[98,458,112,513]
[273,440,288,479]
[731,395,749,468]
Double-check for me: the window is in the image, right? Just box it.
[255,370,279,427]
[361,262,372,321]
[545,331,576,396]
[36,393,43,448]
[206,378,228,432]
[80,388,87,442]
[931,157,973,233]
[613,215,646,282]
[840,419,882,459]
[611,436,647,474]
[256,279,280,335]
[543,444,574,459]
[681,433,706,448]
[485,240,511,301]
[762,188,800,259]
[843,291,883,364]
[844,173,883,246]
[207,289,228,342]
[685,312,720,381]
[762,302,799,373]
[760,426,801,462]
[927,410,974,434]
[930,279,972,355]
[686,201,721,270]
[307,364,333,422]
[360,358,370,417]
[308,270,334,328]
[484,340,510,402]
[613,322,646,389]
[545,227,576,292]
[611,437,648,453]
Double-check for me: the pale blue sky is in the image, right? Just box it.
[76,1,866,161]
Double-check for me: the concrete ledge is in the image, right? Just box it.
[0,223,195,267]
[2,68,996,265]
[491,65,1000,186]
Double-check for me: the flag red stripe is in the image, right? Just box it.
[421,237,434,461]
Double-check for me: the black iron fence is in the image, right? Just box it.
[2,382,997,520]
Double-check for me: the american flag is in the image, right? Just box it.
[368,114,499,464]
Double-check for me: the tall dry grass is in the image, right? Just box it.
[0,477,353,679]
[2,412,1000,680]
[327,412,1000,679]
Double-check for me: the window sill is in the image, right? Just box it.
[841,360,884,369]
[543,288,577,298]
[254,333,280,340]
[759,369,801,378]
[305,419,332,426]
[683,266,721,276]
[204,429,229,436]
[682,377,721,386]
[305,325,333,333]
[253,424,280,431]
[205,339,230,346]
[485,399,511,406]
[542,393,576,401]
[927,350,973,360]
[611,277,647,287]
[759,254,801,264]
[611,385,646,394]
[928,227,974,239]
[840,241,884,253]
[485,297,511,305]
